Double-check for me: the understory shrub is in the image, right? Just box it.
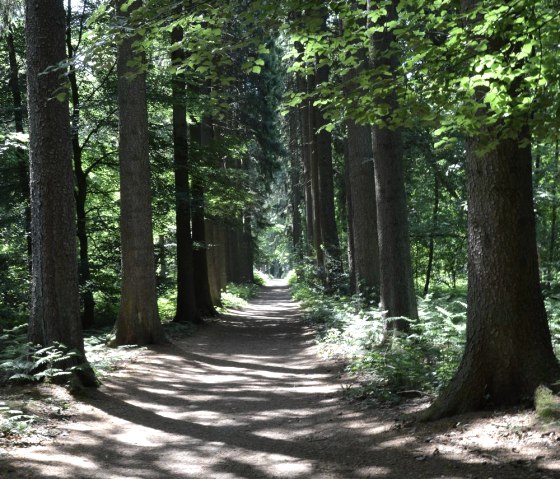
[293,282,466,403]
[219,282,259,310]
[253,270,269,286]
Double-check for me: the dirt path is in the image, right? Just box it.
[2,281,559,478]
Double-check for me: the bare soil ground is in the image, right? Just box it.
[1,280,559,478]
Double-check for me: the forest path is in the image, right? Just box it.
[3,281,557,478]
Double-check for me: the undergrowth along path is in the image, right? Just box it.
[1,280,558,478]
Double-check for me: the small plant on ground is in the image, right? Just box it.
[0,403,36,438]
[535,385,560,422]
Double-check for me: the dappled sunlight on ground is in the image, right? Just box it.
[1,283,558,478]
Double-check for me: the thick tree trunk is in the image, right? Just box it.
[112,0,164,345]
[171,25,200,324]
[26,0,96,386]
[66,6,95,329]
[6,28,32,266]
[422,0,559,421]
[373,125,418,329]
[346,121,380,300]
[422,130,560,419]
[372,0,418,329]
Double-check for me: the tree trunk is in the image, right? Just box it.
[307,73,324,276]
[371,0,418,329]
[422,129,560,419]
[345,138,357,295]
[171,24,200,324]
[346,121,380,300]
[241,209,254,283]
[6,27,32,267]
[66,4,95,329]
[423,174,439,296]
[112,0,164,346]
[26,0,96,386]
[289,108,303,257]
[190,118,218,317]
[314,62,342,290]
[422,0,560,419]
[205,219,223,306]
[547,140,559,285]
[299,74,314,253]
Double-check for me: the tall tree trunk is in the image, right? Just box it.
[422,0,560,419]
[26,0,96,386]
[190,118,218,317]
[307,73,324,276]
[6,27,32,267]
[66,3,95,329]
[423,128,560,419]
[547,140,559,286]
[344,139,357,294]
[289,108,303,257]
[423,174,440,296]
[111,0,164,346]
[346,121,380,300]
[372,0,418,329]
[299,73,314,253]
[241,208,254,283]
[171,24,200,324]
[205,220,223,306]
[314,62,342,290]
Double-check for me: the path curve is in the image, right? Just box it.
[3,282,554,478]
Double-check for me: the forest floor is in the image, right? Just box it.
[1,280,559,478]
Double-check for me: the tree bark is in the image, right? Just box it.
[372,0,418,329]
[346,121,380,300]
[307,73,324,276]
[298,72,314,253]
[205,219,224,306]
[112,0,164,345]
[190,118,218,317]
[422,0,560,419]
[288,107,303,257]
[171,24,200,324]
[66,3,95,329]
[314,62,342,289]
[423,129,560,419]
[26,0,96,386]
[344,138,356,294]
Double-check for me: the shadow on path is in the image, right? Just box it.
[1,281,553,478]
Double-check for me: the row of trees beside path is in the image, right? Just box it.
[1,0,559,420]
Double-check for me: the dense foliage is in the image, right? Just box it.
[1,0,559,416]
